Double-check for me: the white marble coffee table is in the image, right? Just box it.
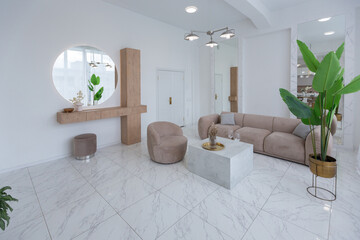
[186,137,253,189]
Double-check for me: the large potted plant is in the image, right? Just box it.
[0,186,17,231]
[280,40,360,178]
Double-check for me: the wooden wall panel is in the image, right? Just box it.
[229,67,238,112]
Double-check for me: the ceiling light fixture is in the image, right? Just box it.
[318,17,331,22]
[184,32,199,41]
[205,36,218,48]
[185,6,197,13]
[184,27,235,47]
[324,31,335,36]
[220,28,235,39]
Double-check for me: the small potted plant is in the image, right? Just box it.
[88,74,104,105]
[280,40,360,178]
[0,186,18,231]
[69,91,85,111]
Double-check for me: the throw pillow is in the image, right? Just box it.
[220,113,235,125]
[292,123,311,139]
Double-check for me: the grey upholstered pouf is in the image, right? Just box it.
[73,133,97,160]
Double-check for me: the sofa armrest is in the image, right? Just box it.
[304,126,333,165]
[198,114,220,139]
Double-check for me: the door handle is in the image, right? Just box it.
[215,94,218,100]
[169,97,172,105]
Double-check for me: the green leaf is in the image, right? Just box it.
[335,42,345,60]
[312,52,341,92]
[279,88,312,119]
[335,75,360,95]
[325,71,344,110]
[0,218,5,231]
[90,74,100,85]
[94,87,104,101]
[297,40,320,72]
[88,80,94,91]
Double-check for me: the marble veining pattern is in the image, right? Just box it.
[0,125,359,239]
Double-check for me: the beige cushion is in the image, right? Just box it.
[235,127,271,152]
[264,132,305,164]
[215,124,241,138]
[273,117,300,133]
[243,114,274,132]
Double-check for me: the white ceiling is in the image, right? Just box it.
[261,0,312,11]
[298,15,346,43]
[104,0,248,31]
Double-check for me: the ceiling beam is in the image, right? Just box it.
[223,0,271,29]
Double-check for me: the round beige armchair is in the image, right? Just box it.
[147,122,187,164]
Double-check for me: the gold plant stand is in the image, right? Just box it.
[306,172,337,201]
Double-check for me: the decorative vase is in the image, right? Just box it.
[209,136,216,149]
[309,154,337,178]
[75,102,83,112]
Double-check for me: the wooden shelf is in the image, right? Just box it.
[57,105,147,124]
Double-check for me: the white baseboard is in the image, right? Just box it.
[0,140,122,174]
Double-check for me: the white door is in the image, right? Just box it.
[214,74,223,114]
[158,70,185,126]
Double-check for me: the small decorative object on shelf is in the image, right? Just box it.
[63,108,74,113]
[69,91,85,112]
[208,122,217,149]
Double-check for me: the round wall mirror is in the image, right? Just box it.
[53,46,117,106]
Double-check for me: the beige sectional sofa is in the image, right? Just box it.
[198,113,337,165]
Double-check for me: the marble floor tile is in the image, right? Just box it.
[70,155,115,178]
[263,189,331,239]
[253,154,291,172]
[36,176,95,214]
[242,211,324,240]
[329,205,360,240]
[277,172,334,205]
[121,191,188,240]
[160,173,218,210]
[245,168,285,188]
[31,166,82,193]
[84,164,133,189]
[222,176,274,209]
[158,212,233,240]
[0,216,50,240]
[0,168,35,199]
[105,148,142,161]
[28,157,72,178]
[4,193,43,232]
[192,190,259,239]
[112,154,158,176]
[138,165,186,190]
[97,175,155,212]
[73,215,141,240]
[44,192,116,240]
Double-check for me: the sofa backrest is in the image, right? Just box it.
[243,114,274,132]
[273,117,301,133]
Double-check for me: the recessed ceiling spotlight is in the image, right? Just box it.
[324,31,335,36]
[185,6,197,14]
[318,17,331,22]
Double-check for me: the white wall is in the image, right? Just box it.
[354,7,360,149]
[198,46,212,117]
[0,0,198,172]
[243,29,291,117]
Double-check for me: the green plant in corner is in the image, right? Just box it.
[0,186,18,231]
[88,74,104,104]
[280,40,360,162]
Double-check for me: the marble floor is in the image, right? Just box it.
[0,126,359,240]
